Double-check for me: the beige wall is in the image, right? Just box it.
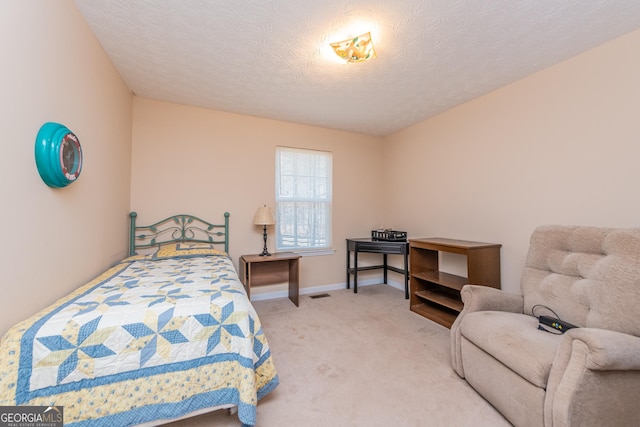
[383,29,640,293]
[4,1,638,333]
[0,1,132,334]
[131,28,640,298]
[131,98,384,296]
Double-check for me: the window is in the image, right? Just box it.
[276,146,332,252]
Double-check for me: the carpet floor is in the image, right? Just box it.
[167,284,510,426]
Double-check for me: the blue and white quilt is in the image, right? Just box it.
[0,245,279,426]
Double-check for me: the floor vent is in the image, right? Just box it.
[309,293,331,299]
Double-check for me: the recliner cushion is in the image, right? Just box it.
[460,311,562,388]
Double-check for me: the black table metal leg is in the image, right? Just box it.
[354,251,358,293]
[383,253,388,284]
[346,245,351,289]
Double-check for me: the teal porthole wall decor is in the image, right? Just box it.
[35,122,83,188]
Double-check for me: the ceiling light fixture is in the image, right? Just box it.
[330,32,376,63]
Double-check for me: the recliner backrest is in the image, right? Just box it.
[521,225,640,336]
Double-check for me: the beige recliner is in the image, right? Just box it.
[450,225,640,427]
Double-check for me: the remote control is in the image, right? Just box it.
[539,315,576,332]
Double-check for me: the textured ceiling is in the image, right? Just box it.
[74,0,640,136]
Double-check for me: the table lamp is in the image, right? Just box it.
[253,205,276,256]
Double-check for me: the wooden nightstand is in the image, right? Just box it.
[239,252,300,307]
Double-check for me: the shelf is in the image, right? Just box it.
[347,265,385,274]
[414,289,463,312]
[411,269,467,292]
[409,237,501,329]
[410,303,458,328]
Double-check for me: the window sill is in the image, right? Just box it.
[279,248,336,257]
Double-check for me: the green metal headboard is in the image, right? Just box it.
[129,212,230,256]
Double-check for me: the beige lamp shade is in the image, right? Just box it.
[253,205,275,226]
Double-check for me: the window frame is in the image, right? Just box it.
[275,146,333,255]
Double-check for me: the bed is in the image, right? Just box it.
[0,212,279,426]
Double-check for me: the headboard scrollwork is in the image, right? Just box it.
[129,212,230,256]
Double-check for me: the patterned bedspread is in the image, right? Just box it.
[0,246,278,426]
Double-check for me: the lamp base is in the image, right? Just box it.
[260,224,272,256]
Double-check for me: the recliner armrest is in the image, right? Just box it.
[564,328,640,371]
[544,328,640,427]
[459,284,524,314]
[450,285,523,377]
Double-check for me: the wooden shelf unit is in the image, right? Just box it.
[409,238,501,328]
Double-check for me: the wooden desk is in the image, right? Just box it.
[346,238,410,299]
[239,252,300,307]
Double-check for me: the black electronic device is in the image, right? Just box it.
[538,315,576,333]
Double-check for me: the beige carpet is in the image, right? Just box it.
[167,284,510,426]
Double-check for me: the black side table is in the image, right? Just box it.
[346,238,409,299]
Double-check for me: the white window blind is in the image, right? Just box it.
[276,146,332,251]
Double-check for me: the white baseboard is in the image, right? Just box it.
[249,277,405,302]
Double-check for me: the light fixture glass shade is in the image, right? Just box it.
[330,32,376,63]
[253,205,276,225]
